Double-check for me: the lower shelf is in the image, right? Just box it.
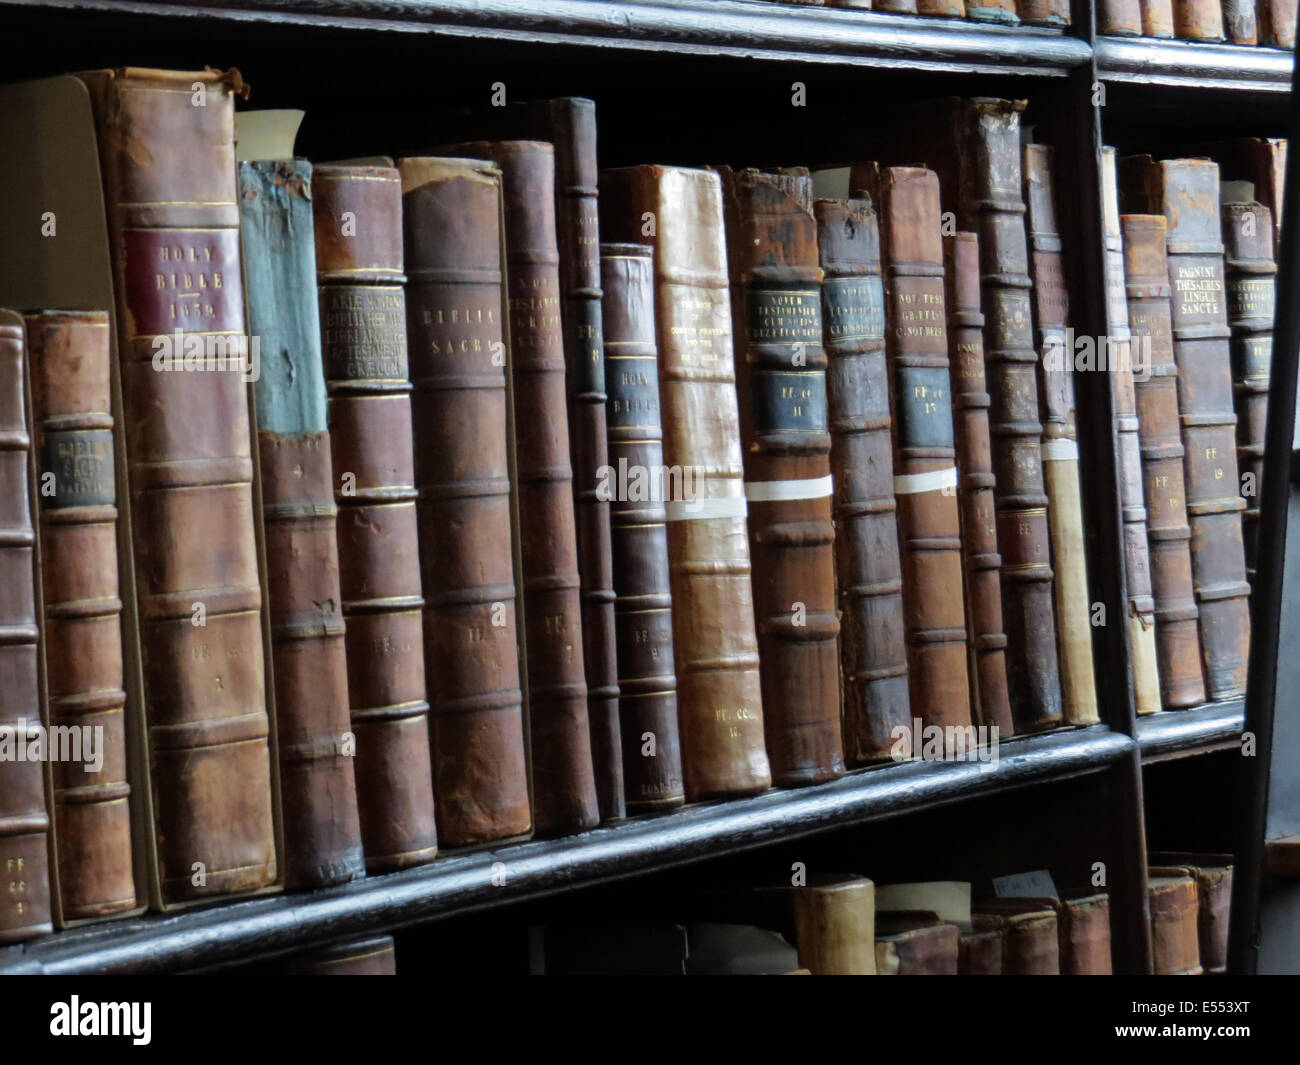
[1136,699,1245,763]
[1,724,1133,974]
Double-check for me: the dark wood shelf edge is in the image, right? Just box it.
[1,725,1131,974]
[1097,35,1294,91]
[1136,699,1245,763]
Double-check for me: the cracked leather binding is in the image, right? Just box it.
[864,164,973,737]
[1221,199,1275,585]
[1150,853,1232,973]
[1122,156,1250,701]
[313,163,438,871]
[0,311,52,942]
[973,900,1062,974]
[875,917,960,974]
[721,167,844,786]
[399,156,533,845]
[239,160,365,889]
[944,232,1014,736]
[1100,148,1162,717]
[1260,0,1298,46]
[448,140,599,835]
[600,165,771,800]
[1017,0,1070,23]
[1141,0,1177,35]
[1121,213,1207,709]
[1025,144,1099,726]
[1099,0,1144,33]
[815,195,912,762]
[1149,873,1202,974]
[600,242,686,812]
[1223,0,1260,41]
[1174,0,1226,38]
[80,68,276,901]
[26,310,137,917]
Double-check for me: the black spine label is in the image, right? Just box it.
[40,429,116,509]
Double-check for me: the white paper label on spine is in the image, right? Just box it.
[744,475,834,502]
[664,496,749,522]
[893,467,958,495]
[1041,439,1079,462]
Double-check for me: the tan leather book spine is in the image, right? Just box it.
[79,68,277,902]
[721,168,844,786]
[1122,213,1206,709]
[1058,894,1113,974]
[917,0,966,15]
[25,310,136,918]
[1124,157,1251,701]
[1148,874,1202,974]
[1100,148,1162,717]
[599,165,770,800]
[450,141,599,835]
[815,196,911,762]
[600,242,686,812]
[1151,858,1232,972]
[0,311,53,943]
[1016,0,1071,23]
[313,163,438,871]
[875,924,960,973]
[1222,201,1275,586]
[1260,0,1298,47]
[1099,0,1145,33]
[1142,0,1177,34]
[944,233,1014,736]
[1000,910,1061,974]
[952,99,1064,733]
[1025,145,1098,726]
[791,876,877,975]
[1223,0,1260,41]
[399,156,534,845]
[959,916,1005,974]
[283,933,397,975]
[1174,0,1226,38]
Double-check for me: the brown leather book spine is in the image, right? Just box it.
[80,68,276,902]
[722,168,844,786]
[25,310,136,919]
[450,140,598,835]
[875,924,960,973]
[944,233,1014,736]
[283,934,397,975]
[1142,0,1177,34]
[0,312,52,943]
[1148,874,1202,974]
[959,917,1005,974]
[399,157,534,846]
[1059,894,1113,974]
[1229,138,1287,254]
[1126,157,1250,700]
[1260,0,1298,47]
[313,164,438,871]
[1099,0,1145,33]
[876,166,972,736]
[1122,214,1206,709]
[954,100,1064,732]
[1223,0,1260,41]
[917,0,966,15]
[815,197,911,762]
[1000,911,1061,974]
[874,0,919,11]
[1024,144,1099,726]
[599,165,770,800]
[1222,201,1275,586]
[600,243,686,812]
[1016,0,1071,23]
[791,876,877,975]
[1174,0,1226,38]
[1100,149,1162,717]
[1151,859,1232,972]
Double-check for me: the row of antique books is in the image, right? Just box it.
[0,70,1276,946]
[750,0,1071,24]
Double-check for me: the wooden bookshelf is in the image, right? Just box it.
[0,0,1292,976]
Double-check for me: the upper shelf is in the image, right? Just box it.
[1096,35,1295,91]
[1136,699,1245,763]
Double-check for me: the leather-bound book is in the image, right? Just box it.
[1221,199,1275,585]
[1151,853,1232,973]
[958,916,1004,974]
[1099,0,1144,33]
[283,934,397,975]
[1223,0,1259,41]
[1100,148,1162,717]
[238,160,365,889]
[1024,144,1098,726]
[599,165,770,800]
[1141,0,1177,34]
[875,916,960,974]
[865,164,972,737]
[1122,157,1250,701]
[313,163,438,870]
[0,311,52,942]
[79,68,276,902]
[1121,213,1206,709]
[721,167,844,786]
[945,99,1063,733]
[600,242,686,811]
[1148,873,1202,974]
[917,0,965,16]
[966,0,1020,21]
[1260,0,1298,46]
[814,196,911,762]
[974,900,1061,974]
[1174,0,1226,38]
[873,0,919,12]
[1057,893,1112,975]
[944,232,1013,735]
[1220,138,1287,254]
[1016,0,1071,23]
[449,140,598,835]
[790,876,877,975]
[399,157,533,846]
[25,310,136,919]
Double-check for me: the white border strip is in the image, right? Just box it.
[893,467,958,495]
[1041,439,1079,461]
[664,497,748,522]
[744,475,834,502]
